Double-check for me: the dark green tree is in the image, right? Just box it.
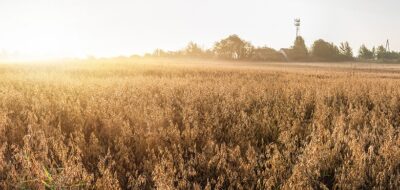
[376,45,387,60]
[358,45,374,60]
[311,39,340,61]
[251,47,284,61]
[339,42,353,60]
[291,36,308,61]
[375,45,400,61]
[213,34,254,60]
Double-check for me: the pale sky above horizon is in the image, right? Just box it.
[0,0,399,59]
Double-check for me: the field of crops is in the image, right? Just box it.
[0,58,399,189]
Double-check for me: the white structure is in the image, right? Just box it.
[294,19,301,37]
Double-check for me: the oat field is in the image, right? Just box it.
[0,58,399,189]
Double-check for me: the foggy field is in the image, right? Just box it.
[0,59,400,189]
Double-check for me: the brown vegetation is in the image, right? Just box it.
[0,59,399,189]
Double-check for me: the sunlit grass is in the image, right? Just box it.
[0,58,399,189]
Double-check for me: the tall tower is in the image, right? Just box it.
[385,39,390,52]
[294,18,301,37]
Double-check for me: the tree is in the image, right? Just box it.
[358,45,374,60]
[371,46,376,59]
[376,45,387,60]
[291,36,308,61]
[153,49,167,57]
[339,42,353,60]
[375,45,400,61]
[213,34,254,60]
[184,42,204,57]
[311,39,340,61]
[251,47,285,62]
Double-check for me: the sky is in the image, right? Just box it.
[0,0,399,60]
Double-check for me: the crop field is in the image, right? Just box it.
[0,58,400,189]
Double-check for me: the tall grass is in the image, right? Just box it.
[0,59,399,189]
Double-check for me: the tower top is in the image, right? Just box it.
[294,18,301,37]
[294,19,301,26]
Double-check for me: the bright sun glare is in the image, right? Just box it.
[4,25,86,62]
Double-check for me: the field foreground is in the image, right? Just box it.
[0,59,400,189]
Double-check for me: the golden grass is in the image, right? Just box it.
[0,58,399,189]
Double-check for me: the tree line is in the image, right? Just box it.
[148,34,400,62]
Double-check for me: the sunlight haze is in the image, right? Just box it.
[0,0,399,59]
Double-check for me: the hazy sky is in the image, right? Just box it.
[0,0,399,59]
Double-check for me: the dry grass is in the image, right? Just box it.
[0,58,399,189]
